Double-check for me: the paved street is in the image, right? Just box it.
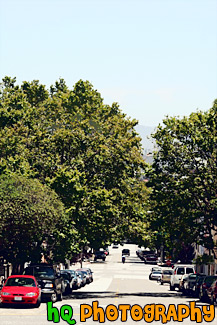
[0,244,216,324]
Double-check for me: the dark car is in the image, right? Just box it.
[138,250,155,261]
[192,274,206,297]
[181,273,197,295]
[76,268,93,284]
[122,249,130,256]
[94,251,106,261]
[23,263,64,303]
[199,275,217,302]
[144,255,158,264]
[207,278,217,304]
[60,271,76,294]
[61,270,81,289]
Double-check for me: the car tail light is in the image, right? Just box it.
[174,270,176,275]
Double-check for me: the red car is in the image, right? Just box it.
[0,275,41,307]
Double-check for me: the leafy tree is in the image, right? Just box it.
[0,174,77,272]
[148,100,217,260]
[0,77,149,252]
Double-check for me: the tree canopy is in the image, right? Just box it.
[148,100,217,261]
[0,174,77,271]
[0,76,150,259]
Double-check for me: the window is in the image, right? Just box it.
[177,268,184,275]
[186,268,194,274]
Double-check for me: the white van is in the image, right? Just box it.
[170,265,195,290]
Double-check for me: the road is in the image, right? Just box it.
[0,244,216,324]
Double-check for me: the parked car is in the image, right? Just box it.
[183,273,199,295]
[170,265,195,290]
[199,275,217,302]
[60,272,71,294]
[149,270,162,281]
[76,268,93,284]
[192,274,206,297]
[206,278,217,304]
[0,275,41,307]
[122,249,130,256]
[144,255,158,264]
[94,251,106,261]
[160,269,173,285]
[23,263,64,302]
[179,274,190,292]
[80,268,93,283]
[76,270,86,287]
[138,250,155,261]
[61,270,80,290]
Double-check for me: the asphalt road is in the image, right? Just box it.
[0,244,216,324]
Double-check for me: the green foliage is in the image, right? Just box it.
[0,76,149,254]
[148,100,217,259]
[0,174,77,267]
[194,254,214,265]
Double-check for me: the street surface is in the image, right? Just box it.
[0,244,216,324]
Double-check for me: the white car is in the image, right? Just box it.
[149,270,162,281]
[170,265,195,290]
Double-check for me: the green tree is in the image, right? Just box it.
[0,174,77,272]
[148,100,217,260]
[0,77,149,251]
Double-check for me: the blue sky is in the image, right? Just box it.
[0,0,216,126]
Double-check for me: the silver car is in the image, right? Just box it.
[149,270,162,281]
[160,269,173,285]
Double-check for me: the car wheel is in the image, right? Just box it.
[199,292,204,302]
[34,296,41,308]
[50,292,58,303]
[103,258,105,261]
[57,291,63,301]
[160,281,163,285]
[170,284,175,291]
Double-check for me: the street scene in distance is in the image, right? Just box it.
[0,244,216,324]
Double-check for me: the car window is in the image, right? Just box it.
[24,266,54,277]
[177,267,184,275]
[6,277,36,287]
[163,271,172,275]
[186,268,194,274]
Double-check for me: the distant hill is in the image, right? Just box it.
[135,125,156,154]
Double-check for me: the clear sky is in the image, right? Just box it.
[0,0,216,126]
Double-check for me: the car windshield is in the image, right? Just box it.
[5,277,36,287]
[24,266,54,277]
[163,271,173,275]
